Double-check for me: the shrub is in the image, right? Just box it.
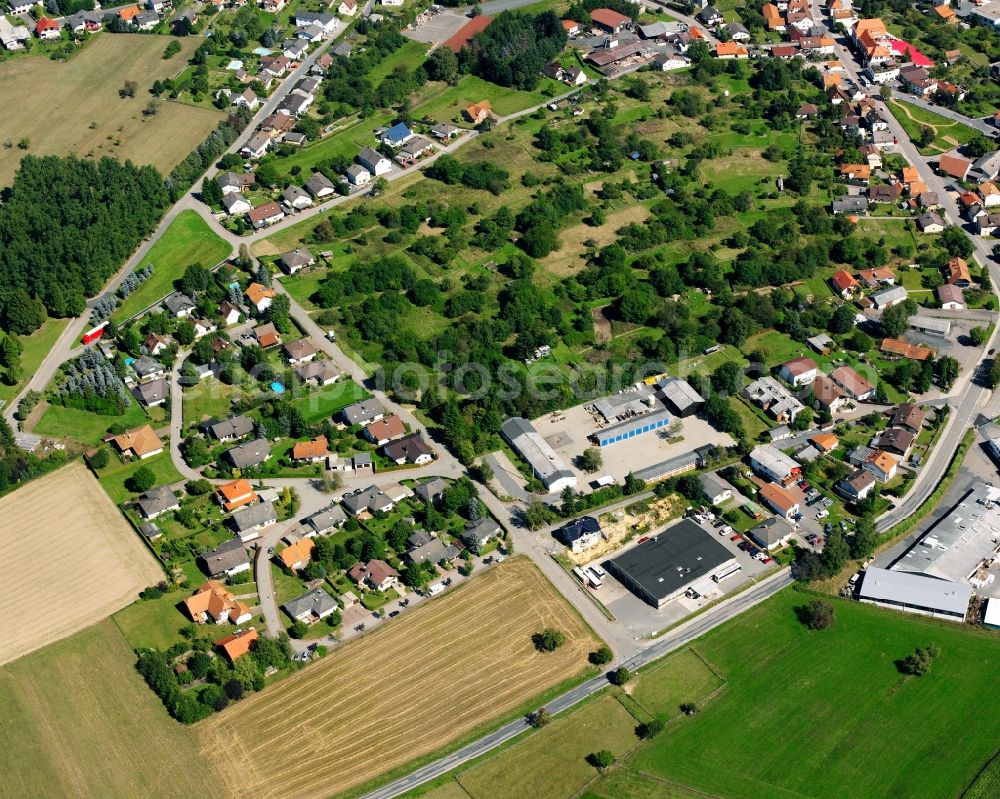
[532,627,565,652]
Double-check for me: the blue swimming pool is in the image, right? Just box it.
[271,382,285,394]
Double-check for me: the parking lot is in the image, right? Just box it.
[403,8,469,45]
[531,401,734,485]
[579,516,773,637]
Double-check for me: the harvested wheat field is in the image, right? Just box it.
[197,557,598,799]
[0,620,215,799]
[0,462,163,665]
[0,35,221,186]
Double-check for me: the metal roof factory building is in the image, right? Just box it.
[501,417,577,493]
[607,519,739,608]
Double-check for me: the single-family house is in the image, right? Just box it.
[283,338,318,365]
[875,427,915,458]
[464,100,492,124]
[292,435,329,463]
[338,0,357,14]
[937,283,965,310]
[35,17,60,39]
[364,415,406,446]
[282,185,313,210]
[358,147,392,176]
[164,293,196,318]
[830,269,859,297]
[384,432,434,465]
[277,537,316,571]
[379,122,413,148]
[135,377,168,407]
[109,425,164,460]
[283,587,338,622]
[229,500,277,541]
[748,516,794,551]
[218,171,254,195]
[863,449,898,483]
[215,628,258,663]
[137,485,180,519]
[837,468,877,501]
[415,477,448,505]
[247,202,285,229]
[917,211,946,233]
[217,478,258,512]
[348,559,400,592]
[223,193,252,216]
[829,365,875,401]
[304,505,347,536]
[198,538,251,578]
[759,482,800,520]
[463,518,501,552]
[224,438,271,471]
[699,4,724,25]
[246,283,276,313]
[945,256,972,287]
[342,398,384,426]
[937,153,971,181]
[555,516,602,553]
[295,359,340,386]
[699,472,733,506]
[342,485,394,516]
[777,356,819,387]
[209,415,256,443]
[749,445,802,485]
[406,537,460,566]
[253,321,282,348]
[184,581,253,625]
[811,374,847,412]
[305,171,338,198]
[346,164,371,186]
[241,132,272,160]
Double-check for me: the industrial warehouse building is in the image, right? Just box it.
[858,567,971,622]
[500,417,577,493]
[607,519,739,608]
[656,377,705,417]
[589,391,671,447]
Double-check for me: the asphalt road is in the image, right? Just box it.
[361,569,792,799]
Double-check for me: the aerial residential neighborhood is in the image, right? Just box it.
[2,0,1000,798]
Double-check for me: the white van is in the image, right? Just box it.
[428,582,445,596]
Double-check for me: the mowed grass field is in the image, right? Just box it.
[113,210,232,321]
[0,619,215,798]
[0,35,221,187]
[196,557,598,799]
[629,591,1000,799]
[0,462,163,665]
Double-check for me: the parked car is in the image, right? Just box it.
[388,610,400,618]
[816,510,829,519]
[731,534,742,541]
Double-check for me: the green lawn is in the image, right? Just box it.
[96,450,184,505]
[456,695,641,799]
[271,111,394,182]
[288,379,369,423]
[112,589,190,650]
[113,210,232,322]
[411,74,565,122]
[34,399,149,447]
[887,99,979,156]
[630,649,723,722]
[629,591,1000,799]
[279,271,325,310]
[182,377,241,428]
[0,318,71,405]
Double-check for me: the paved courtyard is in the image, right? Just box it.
[531,402,735,484]
[403,9,469,45]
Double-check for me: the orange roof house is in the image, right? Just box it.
[118,5,141,20]
[759,482,799,519]
[291,435,329,461]
[278,537,316,571]
[245,282,276,310]
[216,628,259,662]
[810,432,839,453]
[762,3,784,29]
[938,153,971,181]
[946,256,972,286]
[715,42,749,59]
[184,581,253,625]
[218,478,258,511]
[933,5,957,22]
[109,425,164,459]
[901,166,919,185]
[840,163,871,181]
[880,338,934,360]
[464,100,492,124]
[830,269,859,295]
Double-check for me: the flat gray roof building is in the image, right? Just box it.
[859,567,971,622]
[500,417,576,493]
[909,315,952,336]
[607,519,738,608]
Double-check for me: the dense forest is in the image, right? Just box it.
[0,156,169,334]
[458,11,568,91]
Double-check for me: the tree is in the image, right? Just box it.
[589,644,613,665]
[796,599,835,630]
[587,750,616,770]
[935,356,959,391]
[970,326,990,347]
[852,516,879,560]
[532,627,566,652]
[820,529,850,575]
[120,80,138,99]
[425,46,459,83]
[711,361,743,395]
[88,448,109,469]
[128,465,156,492]
[528,707,551,727]
[578,447,603,473]
[679,701,699,716]
[637,718,665,738]
[880,304,912,338]
[289,620,309,639]
[897,644,940,676]
[608,666,630,686]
